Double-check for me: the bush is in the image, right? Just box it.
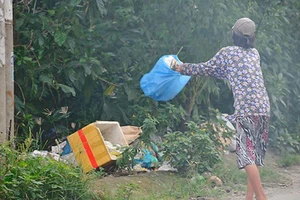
[161,121,224,174]
[0,144,98,200]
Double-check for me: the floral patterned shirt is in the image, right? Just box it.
[181,46,270,121]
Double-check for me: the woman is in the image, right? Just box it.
[174,18,270,200]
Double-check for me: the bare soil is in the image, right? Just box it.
[267,165,300,200]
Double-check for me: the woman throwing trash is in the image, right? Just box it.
[174,18,270,200]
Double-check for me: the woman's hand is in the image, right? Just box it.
[170,60,183,72]
[174,63,183,72]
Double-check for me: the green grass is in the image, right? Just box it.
[0,144,99,200]
[277,153,300,167]
[211,161,247,192]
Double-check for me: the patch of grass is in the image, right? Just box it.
[277,154,300,167]
[259,165,292,188]
[0,144,99,200]
[212,160,247,192]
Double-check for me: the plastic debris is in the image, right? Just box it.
[157,161,177,172]
[31,150,61,161]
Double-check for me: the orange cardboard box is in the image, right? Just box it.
[67,121,128,173]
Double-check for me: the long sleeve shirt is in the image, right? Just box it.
[181,46,270,121]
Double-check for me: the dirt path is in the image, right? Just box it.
[267,166,300,200]
[227,165,300,200]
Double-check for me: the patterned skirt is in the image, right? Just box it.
[235,115,270,169]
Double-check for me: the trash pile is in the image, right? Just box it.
[32,121,166,173]
[32,114,236,175]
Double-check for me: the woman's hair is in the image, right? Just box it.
[232,32,255,49]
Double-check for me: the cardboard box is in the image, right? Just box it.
[67,121,128,173]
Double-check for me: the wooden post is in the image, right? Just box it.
[0,0,6,144]
[0,0,13,145]
[5,0,14,144]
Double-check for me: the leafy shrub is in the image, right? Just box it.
[0,145,97,200]
[117,109,233,174]
[271,129,300,154]
[161,121,224,174]
[129,102,186,135]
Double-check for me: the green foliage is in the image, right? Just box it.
[159,110,233,175]
[254,0,300,153]
[273,130,300,153]
[0,145,97,200]
[130,102,186,134]
[162,121,223,174]
[139,117,159,143]
[277,153,300,168]
[13,0,300,154]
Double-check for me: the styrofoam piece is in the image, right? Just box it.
[94,121,128,146]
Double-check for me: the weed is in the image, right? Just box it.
[116,183,139,200]
[90,167,108,178]
[277,153,300,167]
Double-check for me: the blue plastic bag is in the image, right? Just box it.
[140,55,191,101]
[134,149,158,169]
